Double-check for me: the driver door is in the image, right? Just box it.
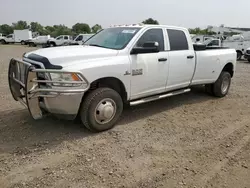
[6,34,14,43]
[129,28,169,100]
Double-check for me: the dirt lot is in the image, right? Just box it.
[0,45,249,188]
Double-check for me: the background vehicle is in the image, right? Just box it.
[244,48,250,62]
[203,38,250,60]
[27,35,52,47]
[8,24,236,132]
[0,29,32,45]
[47,35,73,47]
[70,34,94,45]
[192,35,215,43]
[0,35,6,44]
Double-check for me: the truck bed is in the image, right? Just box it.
[193,44,229,51]
[191,48,236,85]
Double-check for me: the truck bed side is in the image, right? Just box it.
[191,49,236,85]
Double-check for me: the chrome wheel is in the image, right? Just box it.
[221,76,230,94]
[94,98,117,124]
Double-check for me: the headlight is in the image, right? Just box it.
[50,73,84,87]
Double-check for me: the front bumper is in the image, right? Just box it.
[8,58,89,120]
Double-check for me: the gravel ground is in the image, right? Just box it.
[0,45,250,188]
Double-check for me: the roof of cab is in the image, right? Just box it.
[109,23,187,31]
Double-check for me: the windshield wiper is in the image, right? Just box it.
[88,44,105,48]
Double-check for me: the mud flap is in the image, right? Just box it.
[25,67,43,120]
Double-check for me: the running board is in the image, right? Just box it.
[130,88,191,106]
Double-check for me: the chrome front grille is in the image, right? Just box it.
[16,62,28,85]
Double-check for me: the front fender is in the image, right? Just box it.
[64,56,131,99]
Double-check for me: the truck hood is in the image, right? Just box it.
[25,45,119,67]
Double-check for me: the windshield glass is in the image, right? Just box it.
[84,27,141,50]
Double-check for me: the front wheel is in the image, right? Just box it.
[50,42,56,47]
[0,39,6,44]
[212,71,231,97]
[80,88,123,132]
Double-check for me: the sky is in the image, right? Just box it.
[0,0,249,29]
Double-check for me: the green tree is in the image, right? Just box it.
[50,25,72,37]
[0,24,13,35]
[72,23,91,34]
[30,22,43,32]
[44,26,55,33]
[142,18,159,25]
[12,20,29,30]
[189,27,216,35]
[30,22,49,35]
[91,24,102,33]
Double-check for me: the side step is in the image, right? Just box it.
[130,88,191,106]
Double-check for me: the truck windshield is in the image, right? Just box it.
[84,27,141,50]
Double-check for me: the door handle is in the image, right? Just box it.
[187,55,194,59]
[158,58,168,62]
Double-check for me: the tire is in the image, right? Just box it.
[0,39,6,44]
[205,84,214,95]
[80,88,123,132]
[29,42,36,47]
[248,59,250,63]
[21,41,25,45]
[237,51,242,60]
[212,71,231,97]
[50,42,56,47]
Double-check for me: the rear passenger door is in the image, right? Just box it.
[166,29,196,91]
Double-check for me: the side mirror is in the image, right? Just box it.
[131,41,160,54]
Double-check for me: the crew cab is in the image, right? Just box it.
[8,24,236,132]
[47,35,72,47]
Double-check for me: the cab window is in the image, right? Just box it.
[136,29,164,51]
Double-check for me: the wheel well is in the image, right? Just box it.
[222,63,234,77]
[88,77,127,102]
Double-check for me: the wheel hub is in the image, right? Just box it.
[95,99,116,124]
[221,77,230,94]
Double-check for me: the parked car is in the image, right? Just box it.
[8,24,236,132]
[47,35,73,47]
[27,35,52,47]
[69,34,94,45]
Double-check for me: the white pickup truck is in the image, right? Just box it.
[47,35,73,47]
[8,24,236,132]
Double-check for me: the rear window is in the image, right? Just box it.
[167,29,189,51]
